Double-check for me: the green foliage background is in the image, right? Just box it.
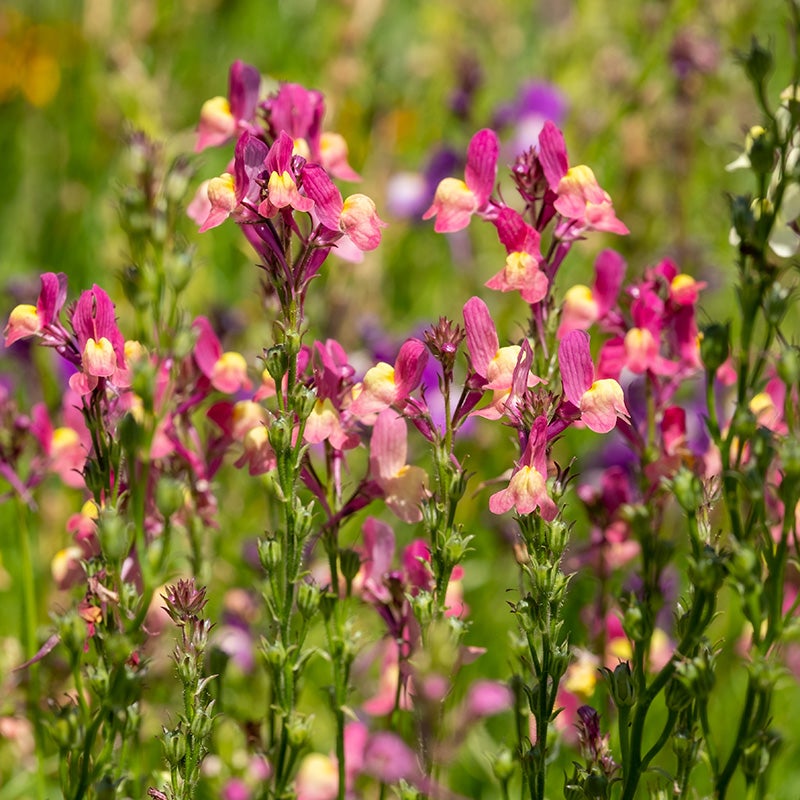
[2,0,800,798]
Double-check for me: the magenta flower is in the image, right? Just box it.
[558,330,629,434]
[192,317,251,394]
[464,680,514,719]
[258,131,315,218]
[349,338,428,418]
[69,286,130,395]
[558,248,627,337]
[484,206,548,304]
[4,272,68,349]
[463,296,542,419]
[489,415,557,519]
[264,82,361,180]
[302,164,386,252]
[538,120,628,239]
[195,60,261,152]
[362,731,422,785]
[423,128,499,232]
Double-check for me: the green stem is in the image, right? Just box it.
[17,501,47,799]
[715,677,756,798]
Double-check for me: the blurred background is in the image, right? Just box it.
[1,0,799,796]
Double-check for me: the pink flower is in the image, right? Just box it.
[463,296,542,419]
[423,128,499,232]
[303,165,386,252]
[489,416,557,519]
[4,272,68,348]
[192,317,251,394]
[349,338,428,418]
[195,60,261,152]
[258,132,315,217]
[484,207,547,304]
[557,249,626,337]
[362,731,421,785]
[537,120,628,239]
[265,82,361,181]
[370,410,429,524]
[69,286,130,395]
[558,330,629,433]
[464,680,514,719]
[360,516,396,605]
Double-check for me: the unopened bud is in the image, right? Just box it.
[296,582,320,620]
[258,539,282,573]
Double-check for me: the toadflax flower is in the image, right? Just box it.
[348,338,428,418]
[369,409,429,524]
[489,415,557,519]
[558,330,629,434]
[423,128,499,232]
[538,120,628,239]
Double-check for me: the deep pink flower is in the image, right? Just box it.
[265,82,361,180]
[558,330,629,434]
[349,338,428,418]
[195,60,261,152]
[423,128,499,232]
[463,296,542,419]
[465,680,514,718]
[192,317,251,394]
[4,272,68,348]
[537,120,628,238]
[69,286,129,394]
[558,249,627,337]
[485,207,548,303]
[362,731,421,785]
[258,132,315,217]
[303,164,386,251]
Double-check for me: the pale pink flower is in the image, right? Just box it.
[489,416,557,519]
[370,410,428,524]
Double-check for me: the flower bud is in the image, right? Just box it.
[339,548,362,589]
[492,747,515,782]
[671,729,699,764]
[699,322,730,374]
[671,467,703,513]
[156,477,185,520]
[96,509,132,563]
[606,661,636,708]
[740,36,773,87]
[318,591,337,622]
[161,729,186,768]
[118,412,145,455]
[264,345,289,385]
[582,768,609,799]
[622,603,648,644]
[258,539,282,573]
[286,712,313,749]
[261,641,287,669]
[293,385,317,421]
[688,546,726,594]
[746,126,775,175]
[296,582,320,620]
[763,282,790,327]
[664,674,693,712]
[190,707,216,739]
[730,194,755,245]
